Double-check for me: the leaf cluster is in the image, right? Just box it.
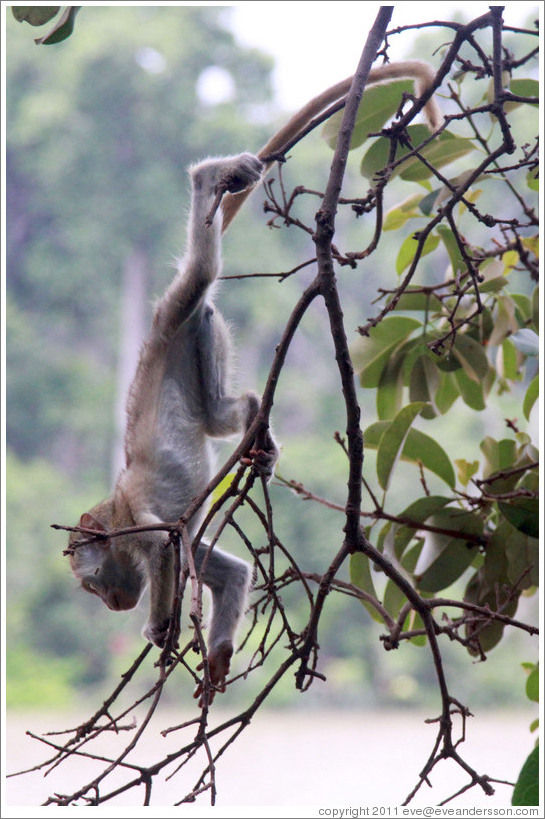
[316,57,540,663]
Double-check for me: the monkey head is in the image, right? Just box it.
[68,507,145,612]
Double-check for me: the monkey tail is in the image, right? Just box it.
[221,77,351,232]
[370,60,444,133]
[221,60,443,232]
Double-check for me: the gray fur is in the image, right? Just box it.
[69,154,278,697]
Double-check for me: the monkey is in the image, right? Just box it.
[69,153,278,701]
[68,59,442,702]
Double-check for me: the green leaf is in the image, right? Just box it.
[451,333,489,382]
[467,307,495,346]
[405,610,427,646]
[351,316,421,388]
[523,375,539,421]
[376,521,393,554]
[510,329,539,357]
[376,402,426,490]
[360,126,475,182]
[499,498,539,539]
[400,131,477,182]
[511,293,532,324]
[399,337,433,385]
[478,259,508,293]
[361,124,428,180]
[434,371,460,414]
[512,745,540,806]
[383,578,408,619]
[498,337,520,381]
[384,541,423,617]
[505,528,539,589]
[436,353,463,373]
[393,496,451,558]
[532,286,539,330]
[363,421,388,448]
[419,189,441,215]
[349,553,383,623]
[489,295,519,347]
[323,80,415,151]
[509,79,539,99]
[402,541,424,574]
[464,569,519,655]
[396,232,440,274]
[480,436,517,478]
[34,6,80,45]
[520,468,539,495]
[496,438,518,469]
[388,288,443,313]
[415,509,483,592]
[364,422,456,489]
[502,250,519,274]
[526,666,539,702]
[383,194,424,231]
[454,368,486,410]
[211,472,237,505]
[399,495,451,522]
[505,79,539,114]
[436,224,464,275]
[417,537,476,592]
[409,356,439,418]
[377,354,404,420]
[454,459,480,487]
[526,167,539,191]
[12,6,60,25]
[522,235,539,259]
[482,524,511,588]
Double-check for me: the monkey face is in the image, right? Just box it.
[68,507,146,612]
[70,537,145,612]
[85,550,144,611]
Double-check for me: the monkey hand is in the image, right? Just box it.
[143,617,171,648]
[241,428,279,481]
[218,153,263,195]
[246,448,277,481]
[194,640,234,706]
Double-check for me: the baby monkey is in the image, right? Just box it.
[69,154,278,700]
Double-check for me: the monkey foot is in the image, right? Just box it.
[194,640,234,706]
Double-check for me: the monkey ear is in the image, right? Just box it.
[79,513,106,533]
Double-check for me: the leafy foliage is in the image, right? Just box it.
[512,746,540,807]
[324,47,540,665]
[512,662,540,806]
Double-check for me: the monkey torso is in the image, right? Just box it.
[121,300,228,528]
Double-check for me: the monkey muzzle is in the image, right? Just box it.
[104,587,139,611]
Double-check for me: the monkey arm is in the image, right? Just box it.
[124,154,265,464]
[153,154,264,341]
[140,530,176,647]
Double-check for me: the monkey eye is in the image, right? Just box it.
[82,580,98,595]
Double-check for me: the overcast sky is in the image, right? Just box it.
[229,1,540,110]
